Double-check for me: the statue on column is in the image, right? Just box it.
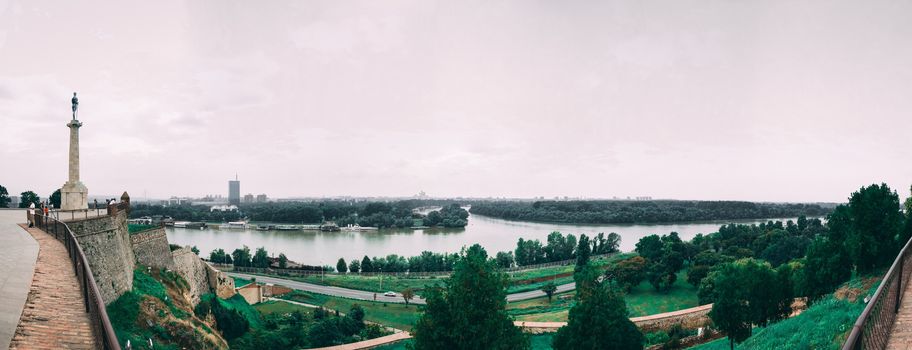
[71,92,79,119]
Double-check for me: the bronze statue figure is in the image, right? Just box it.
[71,92,78,119]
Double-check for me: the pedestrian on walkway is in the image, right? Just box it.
[28,202,35,227]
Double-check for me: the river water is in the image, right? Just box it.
[165,213,797,265]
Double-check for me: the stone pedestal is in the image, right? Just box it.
[61,119,88,210]
[61,181,88,210]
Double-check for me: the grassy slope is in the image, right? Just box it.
[689,276,878,350]
[107,268,224,349]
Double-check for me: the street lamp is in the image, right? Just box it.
[321,261,324,283]
[379,267,383,290]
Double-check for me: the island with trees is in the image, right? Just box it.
[469,200,834,224]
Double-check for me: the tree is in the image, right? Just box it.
[707,259,791,349]
[575,234,591,272]
[19,191,39,208]
[252,247,270,268]
[349,259,361,273]
[411,244,529,350]
[191,246,200,255]
[845,184,904,273]
[0,185,9,208]
[209,249,231,264]
[232,246,252,267]
[49,189,61,209]
[798,235,851,301]
[606,256,646,292]
[361,256,373,273]
[552,283,644,350]
[495,251,515,268]
[278,253,288,269]
[337,258,348,274]
[402,288,415,307]
[542,282,558,302]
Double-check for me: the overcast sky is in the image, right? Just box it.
[1,0,910,203]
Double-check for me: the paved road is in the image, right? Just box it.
[226,272,576,304]
[0,209,39,349]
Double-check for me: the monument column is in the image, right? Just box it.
[61,92,88,211]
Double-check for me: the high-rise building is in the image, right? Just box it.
[256,194,268,203]
[243,194,254,203]
[229,175,240,205]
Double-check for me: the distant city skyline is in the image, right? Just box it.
[1,1,910,203]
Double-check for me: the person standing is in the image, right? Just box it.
[27,202,35,227]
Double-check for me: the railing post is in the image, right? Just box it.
[83,265,90,312]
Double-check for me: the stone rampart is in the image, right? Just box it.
[172,247,211,305]
[67,210,135,304]
[130,227,174,269]
[206,262,236,300]
[172,247,237,305]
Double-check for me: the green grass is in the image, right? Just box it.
[128,224,158,234]
[373,334,555,350]
[509,270,698,322]
[625,270,698,317]
[233,276,251,288]
[690,275,879,350]
[218,294,263,329]
[107,268,194,349]
[253,300,315,316]
[530,333,555,349]
[507,276,576,294]
[280,290,422,331]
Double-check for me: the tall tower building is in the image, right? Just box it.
[228,175,240,205]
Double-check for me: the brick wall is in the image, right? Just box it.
[130,227,174,269]
[68,210,135,305]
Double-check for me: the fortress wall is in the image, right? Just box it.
[130,227,174,269]
[206,262,236,300]
[68,210,135,304]
[172,247,211,306]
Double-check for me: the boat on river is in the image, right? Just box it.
[173,221,207,230]
[275,225,300,231]
[341,224,378,232]
[224,221,248,229]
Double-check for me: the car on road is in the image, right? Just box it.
[383,291,396,297]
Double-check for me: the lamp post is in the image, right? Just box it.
[379,267,383,291]
[321,261,324,283]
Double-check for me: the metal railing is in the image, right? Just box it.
[33,213,122,350]
[842,236,912,350]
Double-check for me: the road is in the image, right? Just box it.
[226,272,576,305]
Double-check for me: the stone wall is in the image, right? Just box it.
[130,227,173,269]
[68,210,135,305]
[206,262,236,300]
[172,247,211,306]
[631,304,712,332]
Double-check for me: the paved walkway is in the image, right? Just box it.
[887,280,912,349]
[9,224,97,349]
[0,210,39,349]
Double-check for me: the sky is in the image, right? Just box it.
[0,0,910,203]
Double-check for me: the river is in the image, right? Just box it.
[164,213,798,265]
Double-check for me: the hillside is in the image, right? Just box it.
[107,267,229,349]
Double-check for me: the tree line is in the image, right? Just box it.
[469,199,833,224]
[131,200,469,228]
